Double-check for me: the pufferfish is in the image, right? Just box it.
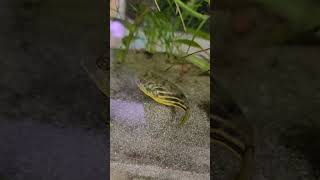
[135,71,190,126]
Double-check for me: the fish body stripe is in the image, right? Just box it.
[211,114,250,161]
[212,132,245,159]
[155,98,188,111]
[212,128,246,157]
[157,95,186,104]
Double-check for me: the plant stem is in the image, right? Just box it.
[181,48,210,59]
[175,0,209,20]
[174,0,187,32]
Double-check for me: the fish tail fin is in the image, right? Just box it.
[179,108,190,127]
[236,146,255,180]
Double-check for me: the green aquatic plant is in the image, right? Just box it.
[212,78,255,180]
[117,0,210,72]
[117,5,149,62]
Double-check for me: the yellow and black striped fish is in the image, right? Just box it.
[212,78,254,180]
[135,71,190,126]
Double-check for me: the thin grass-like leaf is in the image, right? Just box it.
[174,39,203,49]
[153,0,161,11]
[186,55,210,72]
[186,28,210,40]
[174,0,187,32]
[186,17,208,54]
[175,0,209,20]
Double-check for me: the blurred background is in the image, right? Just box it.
[0,0,108,179]
[214,0,320,179]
